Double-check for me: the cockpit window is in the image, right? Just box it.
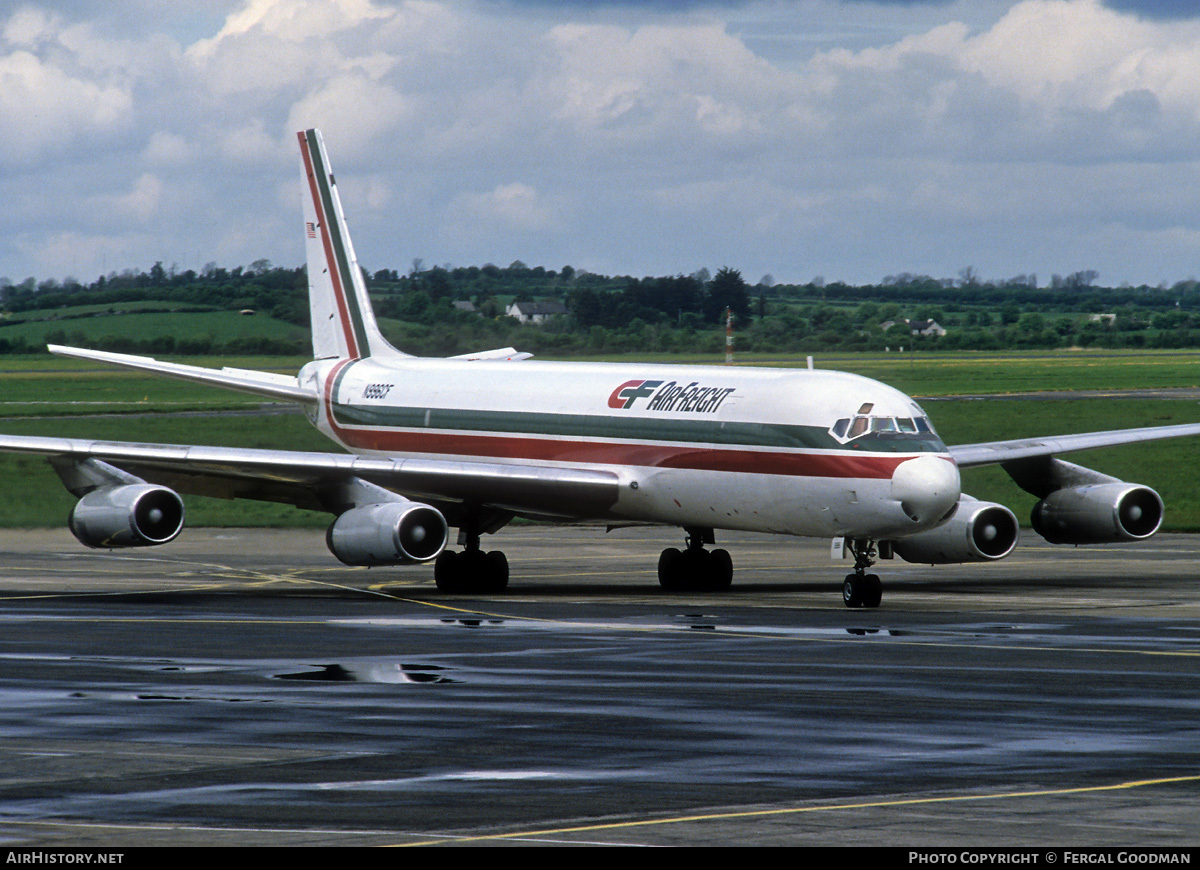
[829,414,938,444]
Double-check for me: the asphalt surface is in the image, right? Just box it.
[0,525,1197,847]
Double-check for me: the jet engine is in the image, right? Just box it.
[892,497,1019,564]
[68,484,186,548]
[325,500,449,566]
[1031,482,1162,545]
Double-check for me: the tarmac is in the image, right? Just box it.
[0,525,1197,847]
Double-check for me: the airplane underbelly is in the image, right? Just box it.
[619,467,903,537]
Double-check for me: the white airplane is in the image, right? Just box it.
[2,128,1198,608]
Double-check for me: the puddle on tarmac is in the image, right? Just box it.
[275,663,455,684]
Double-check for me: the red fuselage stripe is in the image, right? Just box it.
[329,423,909,478]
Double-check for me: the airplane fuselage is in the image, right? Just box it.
[300,355,962,540]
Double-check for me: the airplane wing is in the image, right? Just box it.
[949,422,1200,467]
[0,434,620,519]
[48,344,318,405]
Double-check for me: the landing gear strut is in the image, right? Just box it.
[842,539,883,609]
[434,526,509,594]
[658,527,733,592]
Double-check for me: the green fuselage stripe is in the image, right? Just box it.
[332,402,944,453]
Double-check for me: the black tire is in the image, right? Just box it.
[842,574,863,608]
[863,573,882,608]
[708,548,733,591]
[485,550,509,592]
[658,547,684,590]
[679,547,712,591]
[434,550,461,592]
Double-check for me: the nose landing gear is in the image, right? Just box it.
[842,539,883,608]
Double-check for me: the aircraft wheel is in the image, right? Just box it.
[658,547,684,590]
[863,574,883,608]
[707,548,733,591]
[842,574,863,608]
[680,547,709,590]
[435,550,463,592]
[660,545,733,592]
[485,550,509,592]
[435,549,509,593]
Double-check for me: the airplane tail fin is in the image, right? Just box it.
[298,129,409,362]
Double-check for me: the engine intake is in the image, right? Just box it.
[326,501,449,566]
[892,497,1019,564]
[68,484,186,548]
[1031,483,1163,545]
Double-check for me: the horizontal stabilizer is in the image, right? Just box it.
[47,345,318,405]
[447,347,533,361]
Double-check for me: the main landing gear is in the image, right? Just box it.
[434,528,509,593]
[842,539,883,609]
[658,527,733,592]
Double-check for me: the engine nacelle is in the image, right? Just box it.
[1031,483,1162,545]
[892,497,1019,564]
[68,484,186,548]
[325,501,449,567]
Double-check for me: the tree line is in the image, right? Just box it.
[4,260,1200,357]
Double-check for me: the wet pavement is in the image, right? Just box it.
[0,527,1197,846]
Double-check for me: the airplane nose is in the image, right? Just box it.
[891,455,961,526]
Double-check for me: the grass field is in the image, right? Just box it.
[0,309,306,349]
[1,349,1199,531]
[565,348,1200,396]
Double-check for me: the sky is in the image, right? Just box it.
[4,0,1200,289]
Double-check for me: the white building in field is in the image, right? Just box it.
[506,300,568,324]
[880,318,947,337]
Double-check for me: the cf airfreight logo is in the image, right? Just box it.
[608,379,736,413]
[608,380,663,409]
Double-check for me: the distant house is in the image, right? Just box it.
[506,300,568,324]
[452,300,477,314]
[881,318,946,337]
[907,319,946,337]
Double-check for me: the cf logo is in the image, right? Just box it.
[608,380,663,409]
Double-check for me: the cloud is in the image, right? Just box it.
[188,0,393,57]
[7,0,1200,288]
[285,74,412,158]
[142,131,193,166]
[106,173,165,222]
[451,182,558,234]
[1101,0,1200,20]
[0,43,132,167]
[543,19,789,142]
